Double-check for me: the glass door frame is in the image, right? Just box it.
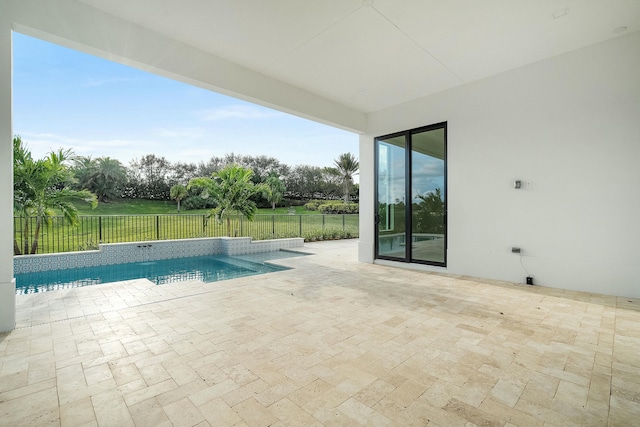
[374,122,447,267]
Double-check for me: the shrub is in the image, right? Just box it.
[182,195,216,210]
[317,201,359,214]
[304,200,324,211]
[78,239,100,251]
[247,231,300,240]
[283,198,307,207]
[302,227,358,242]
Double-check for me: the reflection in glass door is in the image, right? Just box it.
[376,135,406,260]
[375,123,446,266]
[410,128,446,264]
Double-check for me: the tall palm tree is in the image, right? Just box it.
[90,157,127,202]
[13,136,98,255]
[333,153,359,203]
[415,188,445,234]
[170,184,187,212]
[261,172,286,210]
[73,156,127,202]
[188,165,263,236]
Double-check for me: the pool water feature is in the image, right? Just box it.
[15,251,308,294]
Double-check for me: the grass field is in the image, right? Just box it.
[16,199,358,254]
[74,199,315,216]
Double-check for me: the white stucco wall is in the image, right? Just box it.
[361,31,640,298]
[0,17,16,332]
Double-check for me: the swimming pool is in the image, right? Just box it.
[15,251,307,294]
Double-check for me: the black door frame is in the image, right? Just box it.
[374,121,447,267]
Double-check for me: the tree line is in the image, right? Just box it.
[72,151,359,209]
[13,135,359,254]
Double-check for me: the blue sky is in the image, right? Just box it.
[12,32,358,168]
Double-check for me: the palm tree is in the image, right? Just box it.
[13,136,98,255]
[92,157,127,202]
[261,172,286,210]
[414,188,445,234]
[188,164,263,236]
[170,184,187,212]
[73,156,128,202]
[332,153,359,203]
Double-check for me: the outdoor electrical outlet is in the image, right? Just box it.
[526,276,534,285]
[511,247,521,254]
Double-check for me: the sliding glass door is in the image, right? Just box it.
[375,123,446,266]
[376,135,406,259]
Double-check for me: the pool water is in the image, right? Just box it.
[15,251,308,294]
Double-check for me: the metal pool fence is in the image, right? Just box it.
[13,214,359,255]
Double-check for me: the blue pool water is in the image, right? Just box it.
[15,251,308,294]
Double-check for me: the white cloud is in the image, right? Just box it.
[19,131,156,164]
[413,158,444,178]
[198,105,285,121]
[17,120,359,169]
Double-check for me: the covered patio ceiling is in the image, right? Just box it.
[76,0,639,114]
[6,0,638,134]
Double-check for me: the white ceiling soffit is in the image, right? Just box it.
[78,0,640,114]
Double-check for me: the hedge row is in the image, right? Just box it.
[304,200,359,214]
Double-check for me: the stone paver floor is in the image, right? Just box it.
[1,239,639,426]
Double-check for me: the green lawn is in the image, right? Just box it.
[75,199,314,216]
[256,206,320,215]
[75,199,206,215]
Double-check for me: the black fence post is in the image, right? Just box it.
[156,215,160,240]
[99,216,103,242]
[38,217,44,254]
[299,215,302,237]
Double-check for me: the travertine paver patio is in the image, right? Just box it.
[1,239,639,426]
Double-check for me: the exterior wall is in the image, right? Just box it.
[0,15,15,332]
[358,133,375,264]
[361,31,640,298]
[14,237,304,273]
